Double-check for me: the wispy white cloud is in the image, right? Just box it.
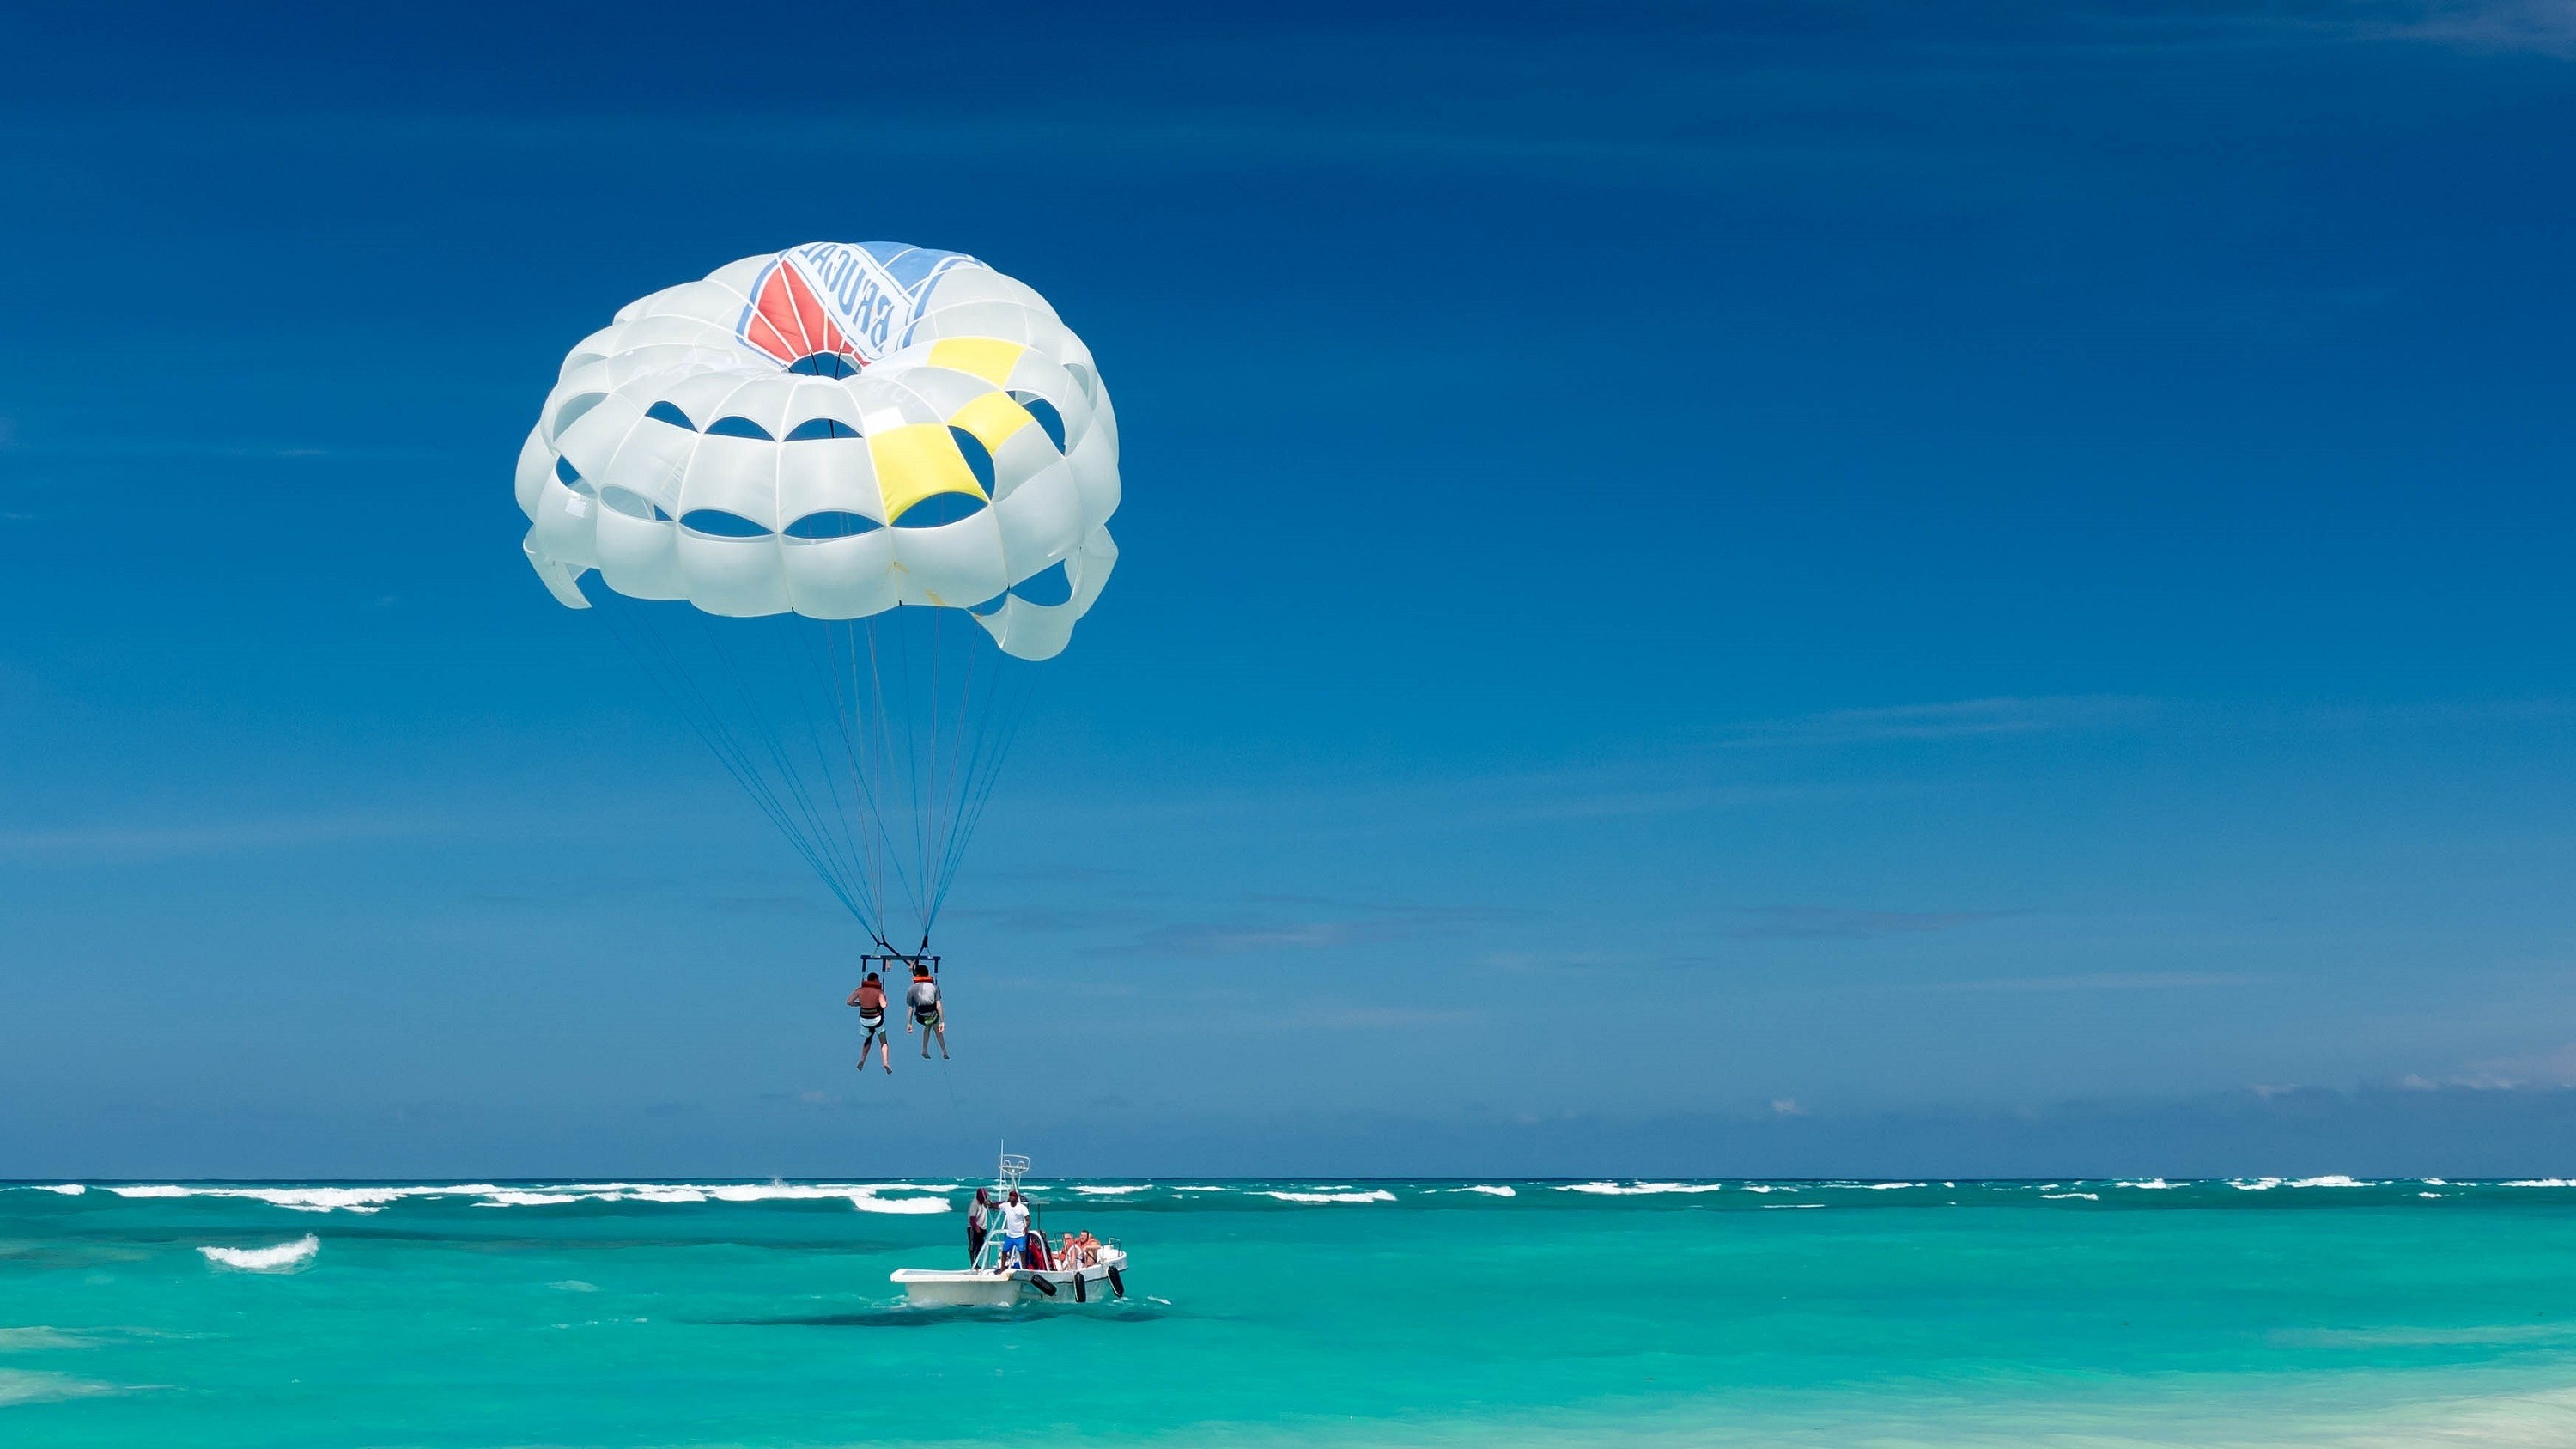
[1094,898,1518,959]
[2418,1041,2576,1090]
[1714,696,2157,749]
[1908,971,2257,993]
[0,815,443,861]
[1732,906,2011,941]
[2376,0,2576,58]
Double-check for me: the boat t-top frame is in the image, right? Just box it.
[972,1146,1040,1273]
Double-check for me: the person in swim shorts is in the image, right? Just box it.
[999,1190,1030,1269]
[847,971,891,1074]
[906,964,947,1060]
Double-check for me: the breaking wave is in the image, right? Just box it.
[39,1178,2576,1219]
[199,1235,319,1273]
[87,1182,952,1215]
[1558,1182,1728,1196]
[849,1192,950,1215]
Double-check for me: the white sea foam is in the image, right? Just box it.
[1739,1184,1796,1194]
[0,1327,89,1350]
[198,1235,319,1273]
[96,1179,968,1213]
[26,1184,86,1196]
[0,1368,118,1406]
[1261,1190,1395,1203]
[702,1182,957,1203]
[2421,1191,2442,1199]
[2501,1178,2576,1188]
[1558,1182,1725,1196]
[1072,1185,1154,1196]
[2114,1178,2176,1190]
[1170,1186,1231,1192]
[246,1187,406,1214]
[108,1183,487,1213]
[2042,1192,2099,1201]
[848,1192,949,1215]
[2230,1178,2284,1190]
[1764,1202,1825,1209]
[2287,1175,2370,1188]
[1451,1185,1516,1196]
[707,1184,854,1202]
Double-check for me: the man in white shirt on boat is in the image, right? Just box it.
[999,1190,1031,1269]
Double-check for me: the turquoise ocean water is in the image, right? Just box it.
[9,1177,2576,1446]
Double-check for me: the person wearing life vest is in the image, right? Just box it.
[846,971,892,1074]
[906,964,948,1060]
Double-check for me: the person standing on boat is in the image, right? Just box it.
[968,1188,992,1264]
[906,964,948,1060]
[847,971,892,1075]
[999,1190,1031,1269]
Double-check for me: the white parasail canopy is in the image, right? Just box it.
[513,241,1120,661]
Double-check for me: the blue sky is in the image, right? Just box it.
[3,1,2575,1178]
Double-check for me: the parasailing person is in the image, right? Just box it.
[508,241,1121,1046]
[847,971,892,1073]
[906,961,948,1060]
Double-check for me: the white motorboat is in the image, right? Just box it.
[892,1151,1130,1307]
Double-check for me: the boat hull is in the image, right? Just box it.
[892,1250,1127,1307]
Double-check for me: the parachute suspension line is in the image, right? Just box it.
[801,618,908,954]
[927,607,963,952]
[596,592,1034,957]
[837,614,919,933]
[866,613,940,938]
[696,618,882,933]
[597,598,885,934]
[922,629,1036,939]
[823,618,896,954]
[863,617,911,935]
[665,614,883,936]
[920,611,943,938]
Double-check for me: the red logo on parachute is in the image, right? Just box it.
[742,259,856,368]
